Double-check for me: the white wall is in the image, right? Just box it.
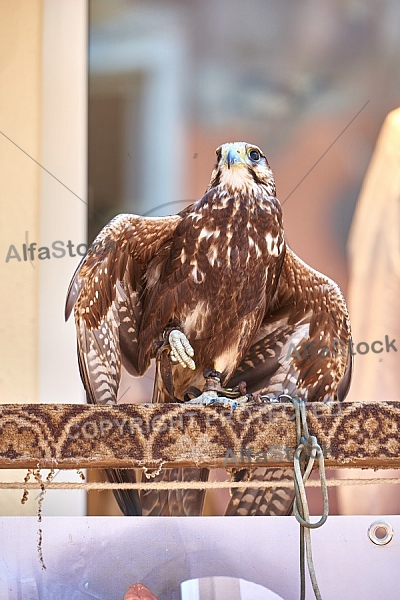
[38,0,87,515]
[0,0,87,516]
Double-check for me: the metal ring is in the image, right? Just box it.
[367,520,394,546]
[277,393,293,402]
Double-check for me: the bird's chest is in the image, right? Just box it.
[187,213,271,291]
[179,216,272,333]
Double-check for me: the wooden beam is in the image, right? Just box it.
[0,402,399,470]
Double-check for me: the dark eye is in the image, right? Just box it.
[216,148,222,162]
[249,149,260,161]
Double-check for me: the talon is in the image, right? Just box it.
[168,330,196,370]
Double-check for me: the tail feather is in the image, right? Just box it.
[141,467,209,516]
[104,468,142,516]
[225,467,295,516]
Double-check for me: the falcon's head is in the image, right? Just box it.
[207,141,276,197]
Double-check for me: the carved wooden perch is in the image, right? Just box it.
[0,401,399,471]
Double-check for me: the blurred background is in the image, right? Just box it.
[0,0,399,517]
[89,0,399,289]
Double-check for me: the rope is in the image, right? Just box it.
[2,477,400,491]
[290,396,328,600]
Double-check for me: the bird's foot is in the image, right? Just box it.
[184,370,249,412]
[168,330,196,370]
[185,391,249,412]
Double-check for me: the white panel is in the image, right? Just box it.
[0,516,398,599]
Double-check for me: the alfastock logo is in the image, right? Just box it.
[5,236,117,263]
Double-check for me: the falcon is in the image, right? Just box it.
[65,142,352,516]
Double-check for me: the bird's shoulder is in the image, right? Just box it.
[65,212,181,325]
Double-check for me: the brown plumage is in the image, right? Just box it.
[65,141,352,516]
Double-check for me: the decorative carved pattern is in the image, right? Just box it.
[0,402,399,470]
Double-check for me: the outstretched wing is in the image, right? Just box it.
[228,247,352,401]
[66,213,181,405]
[66,213,181,517]
[226,246,352,516]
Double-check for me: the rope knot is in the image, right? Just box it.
[288,396,329,600]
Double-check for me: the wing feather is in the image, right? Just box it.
[226,246,352,516]
[66,213,182,516]
[229,247,352,402]
[66,213,181,405]
[140,468,209,516]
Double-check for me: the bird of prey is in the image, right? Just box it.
[65,141,352,517]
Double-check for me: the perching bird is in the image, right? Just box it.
[65,141,352,516]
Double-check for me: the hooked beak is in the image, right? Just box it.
[225,148,244,169]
